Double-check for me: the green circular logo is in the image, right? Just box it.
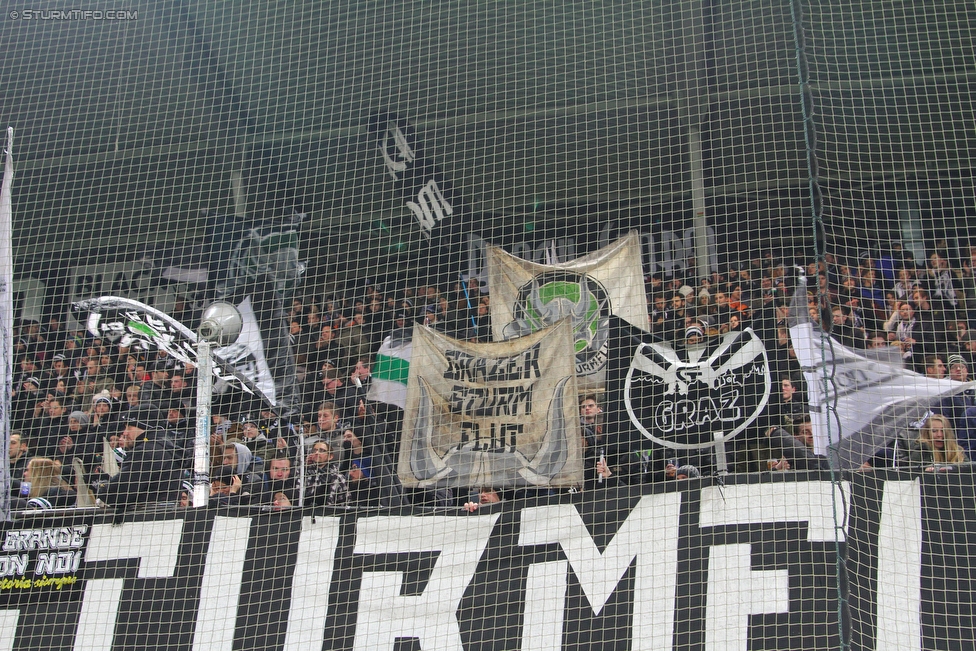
[503,271,611,375]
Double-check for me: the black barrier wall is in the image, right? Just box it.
[1,471,973,651]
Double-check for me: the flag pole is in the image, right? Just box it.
[0,127,14,522]
[713,431,728,476]
[192,337,213,507]
[460,274,478,338]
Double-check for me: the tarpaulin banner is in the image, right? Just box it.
[398,321,583,489]
[2,472,973,651]
[488,231,648,389]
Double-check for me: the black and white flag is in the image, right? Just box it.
[73,296,270,406]
[605,316,771,453]
[370,113,469,289]
[204,212,305,419]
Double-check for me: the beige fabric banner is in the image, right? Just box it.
[487,230,648,389]
[398,320,582,490]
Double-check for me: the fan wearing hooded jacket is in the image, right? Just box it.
[220,442,266,504]
[96,405,182,511]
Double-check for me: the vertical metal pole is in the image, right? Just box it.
[690,128,710,283]
[460,274,479,338]
[297,435,307,507]
[676,0,711,284]
[231,170,246,218]
[193,339,213,507]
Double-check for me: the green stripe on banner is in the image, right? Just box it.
[128,320,160,338]
[373,354,410,384]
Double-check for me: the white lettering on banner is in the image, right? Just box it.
[0,477,949,650]
[1,610,18,651]
[664,230,689,273]
[876,480,921,651]
[641,226,718,276]
[705,545,789,651]
[35,551,83,575]
[469,227,715,280]
[66,261,155,329]
[519,493,681,651]
[192,517,253,651]
[83,519,183,579]
[522,560,568,651]
[74,579,124,651]
[352,515,498,651]
[11,277,45,323]
[467,234,488,280]
[406,179,453,234]
[699,481,848,542]
[698,482,848,651]
[283,517,342,651]
[71,261,154,303]
[2,525,88,552]
[78,520,183,651]
[0,555,28,577]
[509,238,578,265]
[379,121,416,180]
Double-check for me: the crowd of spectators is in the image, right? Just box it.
[641,242,976,474]
[6,278,493,512]
[7,242,976,512]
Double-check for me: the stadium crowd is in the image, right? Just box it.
[7,242,976,512]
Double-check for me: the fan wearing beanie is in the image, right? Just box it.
[59,410,96,469]
[938,354,976,453]
[96,404,182,511]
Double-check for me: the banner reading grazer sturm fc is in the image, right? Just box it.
[399,321,582,490]
[488,231,648,390]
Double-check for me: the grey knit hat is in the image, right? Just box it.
[68,411,90,427]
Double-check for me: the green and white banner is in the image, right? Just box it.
[488,231,648,389]
[368,332,413,409]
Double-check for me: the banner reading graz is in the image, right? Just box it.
[609,315,771,451]
[399,321,582,489]
[488,231,648,390]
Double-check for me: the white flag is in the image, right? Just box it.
[214,296,277,404]
[1,128,13,518]
[788,274,974,468]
